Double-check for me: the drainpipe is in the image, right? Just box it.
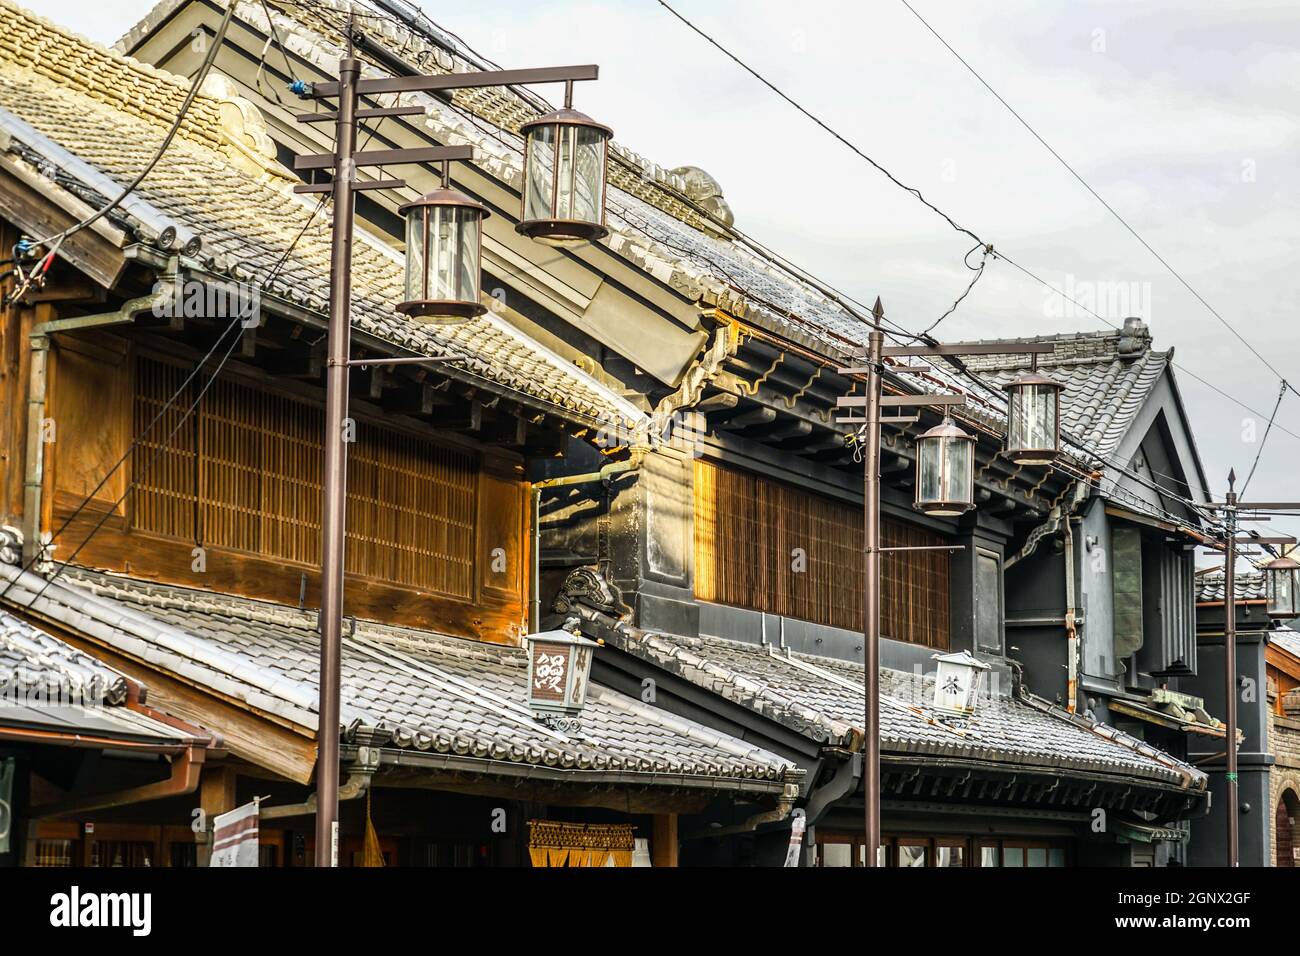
[259,770,372,821]
[21,333,48,565]
[30,744,207,819]
[1063,518,1079,713]
[21,285,174,564]
[682,774,802,840]
[529,454,641,633]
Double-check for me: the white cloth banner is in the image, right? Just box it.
[210,800,260,867]
[783,809,806,868]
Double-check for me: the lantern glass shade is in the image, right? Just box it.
[1004,373,1064,465]
[916,419,975,516]
[397,189,489,322]
[518,108,612,246]
[1265,557,1300,620]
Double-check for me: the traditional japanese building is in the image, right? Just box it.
[0,609,217,867]
[1189,570,1300,867]
[0,0,1225,865]
[0,0,800,866]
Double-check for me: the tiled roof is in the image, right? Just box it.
[1196,570,1266,604]
[0,562,797,790]
[954,322,1170,460]
[122,0,882,356]
[1272,628,1300,661]
[177,2,1196,476]
[0,608,201,744]
[102,0,1202,502]
[1,608,128,705]
[602,627,1205,791]
[0,0,646,431]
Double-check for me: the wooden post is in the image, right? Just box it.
[651,813,678,867]
[196,765,237,866]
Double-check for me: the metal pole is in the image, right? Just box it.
[863,327,883,866]
[314,54,360,869]
[1223,470,1239,867]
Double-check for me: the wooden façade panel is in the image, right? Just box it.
[43,343,528,642]
[694,460,950,648]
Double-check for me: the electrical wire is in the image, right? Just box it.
[1,6,345,606]
[654,0,983,248]
[265,0,1223,531]
[896,0,1299,403]
[919,241,991,336]
[995,250,1300,446]
[1240,380,1288,496]
[0,312,250,604]
[651,0,1300,463]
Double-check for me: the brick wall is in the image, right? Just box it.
[1268,708,1300,867]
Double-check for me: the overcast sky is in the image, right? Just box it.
[27,0,1300,547]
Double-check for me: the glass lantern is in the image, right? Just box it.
[396,186,490,322]
[1004,372,1064,465]
[915,417,976,516]
[1264,556,1300,620]
[517,95,612,247]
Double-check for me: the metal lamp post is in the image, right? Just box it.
[293,29,606,867]
[1203,478,1300,866]
[836,303,1057,865]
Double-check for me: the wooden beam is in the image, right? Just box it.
[652,813,678,868]
[724,407,778,429]
[445,399,483,434]
[0,159,127,290]
[197,765,238,866]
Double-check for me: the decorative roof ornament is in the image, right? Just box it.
[1116,316,1152,360]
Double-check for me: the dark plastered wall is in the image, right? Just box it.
[1185,629,1273,866]
[1006,535,1070,705]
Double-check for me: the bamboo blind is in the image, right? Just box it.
[132,356,477,599]
[694,460,950,648]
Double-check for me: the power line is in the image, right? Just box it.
[995,250,1300,446]
[1241,379,1288,496]
[920,241,991,336]
[896,0,1299,402]
[653,0,1300,461]
[654,0,983,247]
[0,312,250,604]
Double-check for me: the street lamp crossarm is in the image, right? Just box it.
[836,414,922,426]
[295,105,429,124]
[305,64,601,100]
[294,144,475,171]
[881,342,1057,358]
[346,356,465,368]
[880,394,967,409]
[294,178,407,195]
[1229,536,1296,545]
[836,394,966,409]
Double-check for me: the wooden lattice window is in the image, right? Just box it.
[694,460,950,647]
[132,356,476,599]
